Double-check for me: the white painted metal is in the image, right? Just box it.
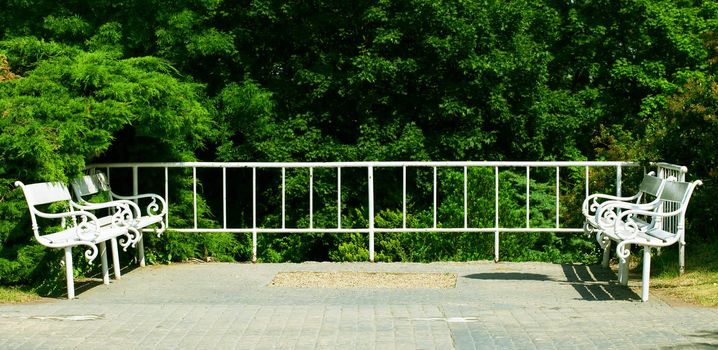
[585,166,589,199]
[402,166,407,229]
[368,166,375,262]
[464,166,468,229]
[90,161,637,168]
[526,167,530,229]
[193,167,197,229]
[433,167,437,229]
[15,180,136,299]
[494,166,499,263]
[252,167,257,263]
[556,167,560,228]
[86,161,649,264]
[222,167,227,229]
[337,167,341,229]
[132,167,145,267]
[164,167,169,229]
[309,168,314,229]
[282,167,287,228]
[65,247,74,299]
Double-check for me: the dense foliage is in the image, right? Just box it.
[1,0,717,291]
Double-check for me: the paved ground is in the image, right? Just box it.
[1,261,717,349]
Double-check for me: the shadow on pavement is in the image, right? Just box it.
[462,264,640,301]
[661,330,718,349]
[561,264,640,301]
[463,272,552,281]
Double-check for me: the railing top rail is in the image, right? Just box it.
[87,161,641,169]
[652,162,688,174]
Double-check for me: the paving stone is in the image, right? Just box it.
[1,261,717,349]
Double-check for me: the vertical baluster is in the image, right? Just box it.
[193,167,197,229]
[616,165,622,198]
[164,167,168,229]
[222,167,227,229]
[585,166,589,200]
[556,166,560,228]
[464,166,468,229]
[337,167,341,229]
[133,166,144,267]
[282,167,287,229]
[495,166,499,263]
[433,166,437,229]
[526,167,530,228]
[368,166,375,262]
[252,167,257,263]
[402,165,407,229]
[309,167,313,230]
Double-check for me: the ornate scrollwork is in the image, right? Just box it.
[599,208,618,226]
[155,221,166,237]
[596,233,610,250]
[616,242,632,260]
[83,244,99,263]
[589,199,601,215]
[146,198,161,216]
[618,218,640,240]
[75,215,97,241]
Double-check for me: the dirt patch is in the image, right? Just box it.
[269,271,456,289]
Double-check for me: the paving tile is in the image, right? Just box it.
[1,261,717,349]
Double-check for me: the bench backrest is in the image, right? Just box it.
[659,180,701,206]
[71,173,111,200]
[14,181,74,243]
[637,174,664,198]
[16,181,72,206]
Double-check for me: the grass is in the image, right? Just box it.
[643,239,718,307]
[0,286,41,304]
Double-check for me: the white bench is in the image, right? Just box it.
[14,181,136,299]
[582,173,669,275]
[586,178,702,301]
[71,173,166,268]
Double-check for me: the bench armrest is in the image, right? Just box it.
[33,209,102,241]
[582,193,641,217]
[109,192,167,217]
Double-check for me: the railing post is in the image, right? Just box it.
[222,167,227,229]
[252,167,257,263]
[433,166,437,229]
[464,166,468,229]
[282,167,287,229]
[133,166,145,267]
[526,167,530,228]
[337,167,341,229]
[616,165,622,198]
[309,167,313,230]
[494,166,499,263]
[402,165,407,229]
[192,167,198,230]
[368,166,375,262]
[555,166,560,228]
[164,167,169,230]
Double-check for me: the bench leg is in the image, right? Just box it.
[601,240,611,268]
[64,247,75,299]
[679,239,686,276]
[618,244,631,286]
[137,234,146,267]
[110,238,121,280]
[100,242,109,285]
[642,246,651,302]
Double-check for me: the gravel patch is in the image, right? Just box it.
[269,271,457,288]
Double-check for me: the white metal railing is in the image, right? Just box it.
[85,161,685,263]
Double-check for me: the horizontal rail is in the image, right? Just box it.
[166,228,585,234]
[90,161,639,169]
[87,161,654,263]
